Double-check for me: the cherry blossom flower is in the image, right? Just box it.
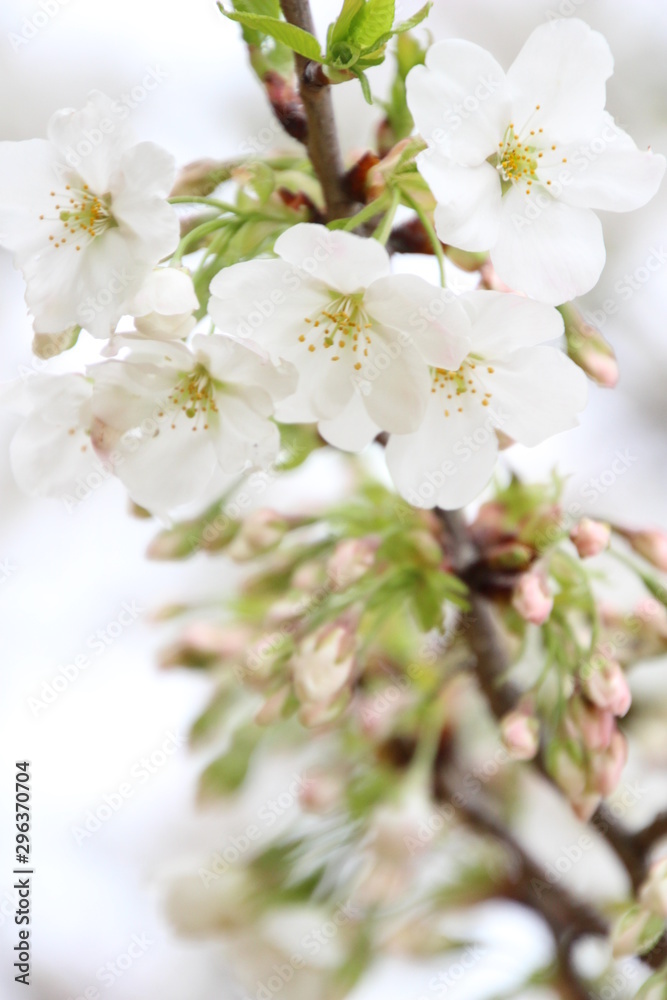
[3,373,98,499]
[385,291,587,509]
[208,223,471,449]
[0,91,179,337]
[89,334,296,514]
[407,19,665,303]
[512,568,554,626]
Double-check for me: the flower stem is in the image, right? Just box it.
[400,189,446,287]
[371,189,401,246]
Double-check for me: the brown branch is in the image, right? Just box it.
[278,0,355,220]
[433,764,605,998]
[435,507,667,971]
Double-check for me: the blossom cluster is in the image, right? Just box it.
[1,20,663,518]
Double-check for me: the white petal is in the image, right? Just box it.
[274,223,390,293]
[0,138,59,255]
[459,290,564,354]
[10,414,99,499]
[318,390,381,452]
[364,275,471,370]
[361,340,429,434]
[506,19,613,144]
[488,346,588,446]
[386,395,498,510]
[213,391,281,472]
[418,151,503,252]
[556,116,666,212]
[113,418,217,514]
[492,186,606,304]
[194,334,297,403]
[47,90,137,192]
[130,267,197,316]
[407,40,509,164]
[209,258,325,347]
[111,142,179,260]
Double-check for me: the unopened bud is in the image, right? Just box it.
[327,537,377,589]
[512,570,553,625]
[255,686,290,726]
[299,771,343,813]
[565,697,614,751]
[500,710,539,760]
[570,518,611,559]
[291,622,356,706]
[228,509,288,562]
[129,268,198,341]
[170,158,236,198]
[589,729,628,797]
[560,303,618,388]
[550,743,587,799]
[640,857,667,919]
[32,325,79,359]
[612,904,664,958]
[618,528,667,573]
[581,655,631,717]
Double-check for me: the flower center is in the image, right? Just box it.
[40,181,116,251]
[167,365,219,432]
[492,105,566,196]
[430,358,494,417]
[298,293,374,372]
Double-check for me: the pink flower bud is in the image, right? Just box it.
[551,745,587,799]
[512,571,553,625]
[623,529,667,572]
[500,710,539,760]
[228,509,288,562]
[590,729,628,797]
[581,656,632,717]
[612,905,659,958]
[299,772,343,813]
[327,537,377,590]
[291,623,355,706]
[640,857,667,918]
[571,793,603,822]
[580,350,619,388]
[566,697,614,751]
[570,518,611,559]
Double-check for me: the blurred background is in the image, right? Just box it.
[0,0,666,996]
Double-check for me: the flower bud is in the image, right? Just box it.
[159,622,251,669]
[32,325,79,359]
[291,623,355,706]
[299,772,343,813]
[640,857,667,918]
[565,697,614,752]
[581,655,631,717]
[560,304,619,388]
[551,744,588,799]
[612,904,664,958]
[570,518,611,559]
[228,509,288,562]
[512,570,553,625]
[128,267,199,341]
[589,729,628,797]
[500,710,539,760]
[327,537,377,590]
[621,528,667,572]
[255,686,289,726]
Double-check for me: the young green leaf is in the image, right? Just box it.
[222,9,324,61]
[329,0,365,45]
[349,0,395,49]
[393,0,432,35]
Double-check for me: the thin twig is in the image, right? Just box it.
[278,0,355,220]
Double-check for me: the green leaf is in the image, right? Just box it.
[355,68,373,103]
[349,0,395,48]
[393,0,432,34]
[222,9,323,61]
[329,0,365,45]
[199,726,261,798]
